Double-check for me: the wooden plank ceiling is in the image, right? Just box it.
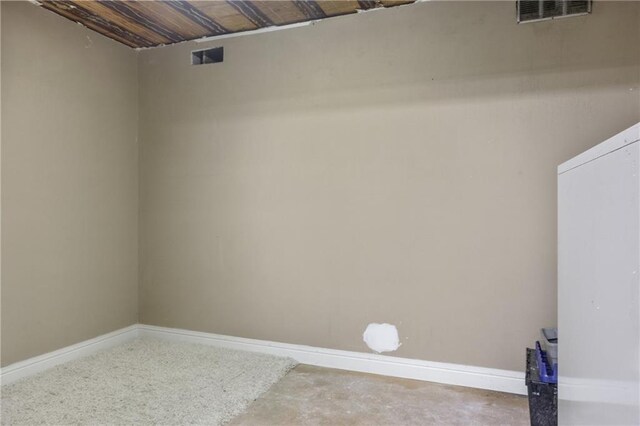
[36,1,416,49]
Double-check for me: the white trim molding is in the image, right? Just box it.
[138,324,526,395]
[1,325,139,386]
[1,324,526,395]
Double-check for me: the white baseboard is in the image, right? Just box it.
[138,324,527,395]
[1,324,527,395]
[1,325,139,386]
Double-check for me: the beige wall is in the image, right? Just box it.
[1,0,639,372]
[139,1,640,371]
[1,2,139,366]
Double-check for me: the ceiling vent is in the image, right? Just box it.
[517,0,591,23]
[192,47,224,65]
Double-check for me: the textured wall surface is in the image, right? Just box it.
[1,2,139,366]
[139,1,639,371]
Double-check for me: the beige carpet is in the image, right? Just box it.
[1,338,296,425]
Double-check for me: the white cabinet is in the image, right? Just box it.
[558,123,640,425]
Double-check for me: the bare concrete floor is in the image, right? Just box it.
[231,365,529,426]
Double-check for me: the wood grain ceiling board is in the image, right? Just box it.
[190,1,258,33]
[35,0,416,49]
[292,1,327,20]
[126,2,217,40]
[315,1,362,17]
[250,1,307,26]
[77,1,172,45]
[164,1,229,35]
[225,1,274,27]
[39,1,154,47]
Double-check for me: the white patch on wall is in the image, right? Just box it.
[363,323,401,353]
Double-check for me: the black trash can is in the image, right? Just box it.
[526,347,557,426]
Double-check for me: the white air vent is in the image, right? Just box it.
[517,0,591,23]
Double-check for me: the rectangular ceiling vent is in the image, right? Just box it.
[517,0,591,23]
[192,47,224,65]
